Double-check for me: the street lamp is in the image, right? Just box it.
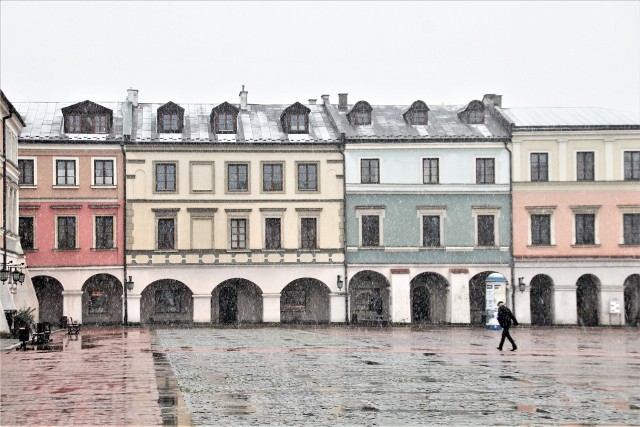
[336,275,344,291]
[126,276,134,291]
[0,261,25,286]
[518,277,526,293]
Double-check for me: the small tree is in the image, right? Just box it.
[14,306,36,329]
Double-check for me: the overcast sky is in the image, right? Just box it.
[2,1,639,117]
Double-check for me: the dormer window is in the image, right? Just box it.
[61,100,113,134]
[281,102,311,134]
[347,101,373,125]
[458,100,485,124]
[157,102,184,133]
[403,100,430,125]
[211,101,239,134]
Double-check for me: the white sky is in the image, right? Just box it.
[2,1,639,118]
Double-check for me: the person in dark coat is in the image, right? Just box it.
[496,301,518,351]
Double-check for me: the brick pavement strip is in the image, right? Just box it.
[1,328,162,426]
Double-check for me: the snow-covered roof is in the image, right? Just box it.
[498,107,640,128]
[326,103,509,140]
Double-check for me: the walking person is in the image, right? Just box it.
[496,301,518,351]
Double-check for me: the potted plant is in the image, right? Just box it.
[13,306,36,337]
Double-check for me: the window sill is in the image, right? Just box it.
[91,185,116,189]
[527,244,557,248]
[419,246,446,250]
[54,248,80,252]
[299,248,320,251]
[225,190,250,194]
[475,246,499,249]
[619,244,640,247]
[19,184,37,189]
[53,185,79,189]
[571,244,601,248]
[359,246,383,250]
[227,249,251,253]
[154,249,178,253]
[23,248,38,253]
[91,247,117,251]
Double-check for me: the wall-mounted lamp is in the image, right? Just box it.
[518,277,526,293]
[0,261,26,286]
[336,275,344,291]
[126,276,135,291]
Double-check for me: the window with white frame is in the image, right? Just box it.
[227,209,251,250]
[571,205,600,246]
[93,159,115,186]
[476,158,495,184]
[262,163,284,192]
[300,217,317,249]
[624,151,640,181]
[356,207,385,248]
[530,153,549,182]
[623,213,640,245]
[576,152,595,181]
[422,158,439,184]
[297,163,318,191]
[18,159,35,185]
[155,163,177,192]
[417,207,446,248]
[526,206,555,246]
[361,159,380,184]
[153,208,180,250]
[55,159,77,186]
[472,207,500,247]
[56,216,77,249]
[227,163,249,192]
[94,216,114,249]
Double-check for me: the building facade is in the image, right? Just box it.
[16,100,126,325]
[324,94,512,325]
[124,90,345,324]
[500,107,640,326]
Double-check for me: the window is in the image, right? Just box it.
[423,158,439,184]
[422,216,440,247]
[57,216,76,249]
[577,152,594,181]
[94,114,107,133]
[157,218,175,250]
[362,215,380,247]
[575,214,595,245]
[477,215,495,246]
[162,113,179,132]
[476,158,495,184]
[94,160,114,186]
[361,159,379,184]
[18,159,34,185]
[468,110,484,124]
[95,216,114,249]
[289,114,306,132]
[230,218,247,250]
[354,112,370,125]
[218,113,235,132]
[297,163,318,191]
[531,214,551,246]
[56,160,76,186]
[19,217,34,250]
[623,214,640,245]
[155,163,176,192]
[68,114,81,132]
[348,101,373,125]
[530,153,548,182]
[412,110,427,125]
[265,218,282,249]
[262,163,283,192]
[301,218,317,249]
[624,151,640,181]
[227,163,249,192]
[155,290,181,313]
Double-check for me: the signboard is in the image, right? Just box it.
[609,299,621,314]
[485,274,507,330]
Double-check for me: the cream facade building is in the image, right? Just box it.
[124,91,346,324]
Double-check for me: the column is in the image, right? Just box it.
[262,293,281,323]
[600,285,624,326]
[554,284,577,325]
[390,270,411,323]
[448,270,470,324]
[558,139,568,181]
[330,292,347,323]
[515,287,531,324]
[127,294,142,323]
[192,294,212,323]
[62,290,83,323]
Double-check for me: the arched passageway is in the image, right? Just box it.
[280,278,331,324]
[81,274,123,325]
[468,272,492,325]
[624,274,640,326]
[410,273,449,324]
[32,276,64,325]
[577,274,600,326]
[212,279,262,324]
[530,274,554,326]
[141,279,193,324]
[349,271,390,323]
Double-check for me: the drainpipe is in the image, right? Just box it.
[503,138,516,316]
[120,139,128,326]
[2,111,14,273]
[340,132,349,324]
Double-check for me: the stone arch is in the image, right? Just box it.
[530,274,554,326]
[140,279,193,324]
[624,274,640,326]
[410,272,449,324]
[212,279,262,324]
[577,274,601,326]
[280,278,331,324]
[348,270,391,323]
[468,272,492,325]
[32,276,64,325]
[81,274,123,325]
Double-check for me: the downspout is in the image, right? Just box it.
[2,111,14,272]
[340,132,349,324]
[503,137,516,316]
[120,139,128,326]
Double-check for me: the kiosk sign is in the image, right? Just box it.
[485,274,507,330]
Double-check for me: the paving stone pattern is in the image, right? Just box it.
[154,327,640,426]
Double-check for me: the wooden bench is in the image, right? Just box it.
[31,322,51,345]
[67,317,81,336]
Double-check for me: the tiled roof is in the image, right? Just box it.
[498,107,640,128]
[16,101,340,143]
[326,103,509,140]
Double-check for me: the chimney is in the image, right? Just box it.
[308,99,317,105]
[127,88,139,107]
[239,85,248,110]
[482,94,502,108]
[321,94,330,106]
[338,93,348,111]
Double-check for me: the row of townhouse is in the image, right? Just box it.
[9,88,640,328]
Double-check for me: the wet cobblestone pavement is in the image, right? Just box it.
[155,327,640,426]
[2,326,639,426]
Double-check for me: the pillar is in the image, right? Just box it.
[262,293,281,323]
[62,290,83,323]
[391,270,411,323]
[192,294,212,323]
[554,284,577,325]
[330,293,346,323]
[127,294,141,323]
[448,270,470,324]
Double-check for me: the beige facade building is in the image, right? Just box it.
[124,91,346,324]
